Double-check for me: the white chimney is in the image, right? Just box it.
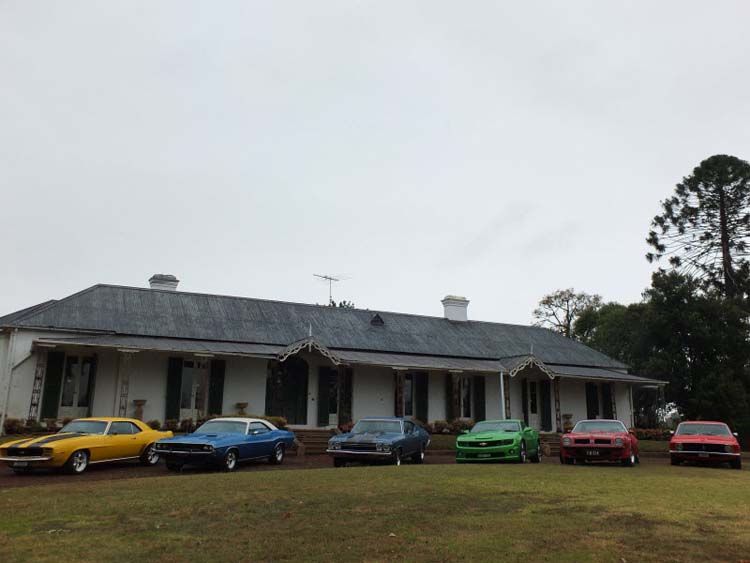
[149,274,179,291]
[442,295,469,321]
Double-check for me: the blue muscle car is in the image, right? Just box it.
[327,417,431,467]
[154,417,295,472]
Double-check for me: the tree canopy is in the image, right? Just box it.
[646,154,750,297]
[532,288,601,338]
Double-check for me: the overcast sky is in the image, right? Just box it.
[1,1,749,324]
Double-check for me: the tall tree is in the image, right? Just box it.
[646,154,750,297]
[533,289,602,338]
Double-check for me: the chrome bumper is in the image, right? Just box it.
[0,456,53,462]
[670,450,740,456]
[326,449,392,457]
[156,449,213,455]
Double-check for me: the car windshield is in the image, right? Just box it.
[352,420,402,434]
[59,420,108,435]
[676,423,731,437]
[194,421,248,434]
[572,421,627,433]
[471,421,521,433]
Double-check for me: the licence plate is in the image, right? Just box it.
[586,450,600,457]
[698,452,709,458]
[12,462,29,468]
[477,453,492,458]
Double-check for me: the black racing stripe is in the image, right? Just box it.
[30,433,86,446]
[3,438,37,448]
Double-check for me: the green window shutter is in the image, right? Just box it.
[40,351,65,420]
[521,379,529,425]
[541,380,552,431]
[415,372,428,422]
[338,368,353,425]
[473,375,486,422]
[208,359,226,416]
[317,368,333,426]
[165,357,183,421]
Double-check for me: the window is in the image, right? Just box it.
[109,422,137,435]
[529,382,537,415]
[403,374,414,417]
[460,377,472,418]
[403,421,415,434]
[248,421,270,434]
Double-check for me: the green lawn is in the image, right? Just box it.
[427,433,456,450]
[1,463,748,562]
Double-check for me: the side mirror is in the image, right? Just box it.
[669,430,675,435]
[733,432,739,437]
[461,430,470,434]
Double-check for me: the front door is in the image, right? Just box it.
[266,358,309,425]
[179,359,210,421]
[526,380,540,430]
[57,356,96,420]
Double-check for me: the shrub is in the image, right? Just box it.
[338,421,354,433]
[146,420,161,430]
[432,420,451,434]
[260,415,288,429]
[163,419,179,432]
[449,419,475,434]
[629,428,671,441]
[61,417,74,427]
[2,418,25,434]
[24,419,45,434]
[413,419,433,434]
[179,419,195,433]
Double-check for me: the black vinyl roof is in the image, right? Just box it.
[2,284,627,369]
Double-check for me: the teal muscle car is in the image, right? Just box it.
[456,419,541,463]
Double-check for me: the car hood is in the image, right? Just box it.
[671,435,737,445]
[567,432,628,440]
[1,432,103,451]
[458,431,519,442]
[331,432,403,444]
[158,432,244,445]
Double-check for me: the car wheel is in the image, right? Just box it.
[166,461,183,472]
[622,451,636,467]
[269,443,285,465]
[730,458,742,470]
[411,446,425,464]
[333,458,346,468]
[670,455,680,466]
[222,449,238,472]
[518,441,527,463]
[530,444,541,463]
[140,443,160,466]
[559,454,565,465]
[64,450,89,475]
[392,449,402,466]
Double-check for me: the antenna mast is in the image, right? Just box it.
[313,273,341,304]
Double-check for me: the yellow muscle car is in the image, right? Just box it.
[0,417,173,475]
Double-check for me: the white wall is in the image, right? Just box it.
[614,383,634,427]
[484,374,503,420]
[123,353,169,422]
[352,365,394,420]
[222,357,267,416]
[508,377,524,420]
[559,379,588,424]
[427,372,446,422]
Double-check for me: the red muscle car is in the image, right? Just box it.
[669,421,741,469]
[559,419,639,466]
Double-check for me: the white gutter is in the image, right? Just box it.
[0,329,18,437]
[499,372,507,419]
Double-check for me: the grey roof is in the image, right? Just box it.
[0,300,57,326]
[546,364,664,384]
[335,350,505,373]
[4,284,627,369]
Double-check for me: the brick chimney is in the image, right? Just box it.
[148,274,179,291]
[441,295,469,321]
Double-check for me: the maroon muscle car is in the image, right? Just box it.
[669,421,741,469]
[559,419,639,466]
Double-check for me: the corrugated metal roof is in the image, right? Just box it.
[6,284,627,369]
[546,364,664,384]
[34,335,284,358]
[336,350,505,372]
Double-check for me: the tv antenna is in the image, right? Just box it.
[313,273,347,304]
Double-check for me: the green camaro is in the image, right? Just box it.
[456,419,541,463]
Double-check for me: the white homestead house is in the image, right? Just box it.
[0,275,660,436]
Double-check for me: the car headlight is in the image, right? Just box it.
[42,448,53,456]
[376,443,391,452]
[562,437,571,447]
[676,443,683,451]
[330,442,341,450]
[202,445,214,452]
[614,438,624,447]
[725,445,733,453]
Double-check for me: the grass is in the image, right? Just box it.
[1,463,749,562]
[427,433,456,450]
